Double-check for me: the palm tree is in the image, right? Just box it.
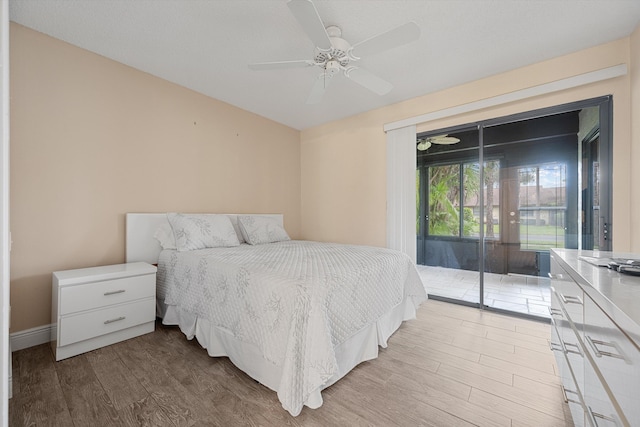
[429,165,461,236]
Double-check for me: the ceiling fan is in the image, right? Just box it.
[417,134,461,151]
[248,0,420,104]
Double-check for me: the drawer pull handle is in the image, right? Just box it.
[587,406,620,427]
[585,335,627,362]
[548,273,564,280]
[104,289,126,296]
[549,341,564,352]
[563,341,583,357]
[104,316,126,325]
[560,293,583,305]
[548,306,563,317]
[561,386,581,404]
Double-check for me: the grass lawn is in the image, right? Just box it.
[466,223,565,250]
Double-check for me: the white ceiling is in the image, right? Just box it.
[9,0,640,130]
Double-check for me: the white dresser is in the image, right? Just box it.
[51,262,157,361]
[549,249,640,427]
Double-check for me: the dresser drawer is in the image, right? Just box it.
[551,291,586,397]
[58,297,155,346]
[59,274,155,315]
[583,295,640,425]
[583,352,623,427]
[551,283,584,330]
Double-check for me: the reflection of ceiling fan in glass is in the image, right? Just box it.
[417,134,461,151]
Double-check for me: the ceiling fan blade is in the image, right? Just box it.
[248,60,314,71]
[287,0,332,51]
[306,73,332,104]
[350,22,420,59]
[344,67,393,95]
[432,136,460,145]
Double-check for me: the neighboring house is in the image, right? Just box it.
[464,185,567,227]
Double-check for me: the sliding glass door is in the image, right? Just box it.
[416,97,612,319]
[416,126,481,304]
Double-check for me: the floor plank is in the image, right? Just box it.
[469,387,569,427]
[9,299,572,426]
[55,355,122,426]
[116,395,175,427]
[437,363,565,419]
[479,354,561,387]
[12,344,74,427]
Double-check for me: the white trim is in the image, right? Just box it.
[9,324,53,352]
[1,0,10,417]
[384,64,628,132]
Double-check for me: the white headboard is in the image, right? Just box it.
[125,213,284,264]
[126,213,168,264]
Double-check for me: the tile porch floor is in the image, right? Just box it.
[416,264,551,319]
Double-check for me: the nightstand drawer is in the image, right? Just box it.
[58,297,155,346]
[59,274,155,315]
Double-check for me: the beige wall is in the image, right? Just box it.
[301,37,635,251]
[9,24,301,332]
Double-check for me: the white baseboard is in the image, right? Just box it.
[10,324,53,352]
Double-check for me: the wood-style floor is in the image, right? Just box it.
[9,300,573,426]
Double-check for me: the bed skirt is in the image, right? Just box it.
[159,293,420,415]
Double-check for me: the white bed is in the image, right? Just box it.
[126,213,427,416]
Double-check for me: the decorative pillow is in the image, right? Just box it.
[167,213,240,251]
[226,215,246,244]
[153,222,177,250]
[237,215,290,245]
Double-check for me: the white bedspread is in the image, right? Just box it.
[157,240,427,415]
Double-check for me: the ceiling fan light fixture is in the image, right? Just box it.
[417,134,461,151]
[325,60,341,76]
[417,139,432,151]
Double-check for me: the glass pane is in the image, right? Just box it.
[416,127,480,305]
[592,142,601,250]
[462,163,479,237]
[581,128,602,251]
[518,162,567,251]
[416,169,420,235]
[484,160,500,240]
[429,164,461,237]
[465,160,500,239]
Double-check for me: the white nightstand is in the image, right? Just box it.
[51,262,157,361]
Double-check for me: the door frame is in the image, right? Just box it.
[1,0,10,424]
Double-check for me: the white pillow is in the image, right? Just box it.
[167,213,240,251]
[226,215,246,244]
[237,215,290,245]
[153,222,177,250]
